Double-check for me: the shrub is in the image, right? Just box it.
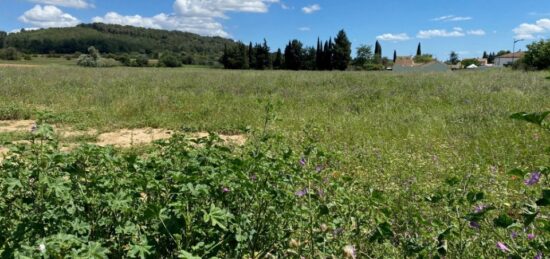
[461,58,481,68]
[134,55,149,67]
[0,47,21,60]
[523,40,550,70]
[159,52,182,67]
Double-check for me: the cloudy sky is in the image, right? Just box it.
[1,0,550,59]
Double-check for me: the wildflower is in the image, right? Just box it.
[295,188,308,197]
[38,243,46,253]
[535,251,543,259]
[299,157,307,166]
[469,221,480,229]
[249,174,257,181]
[496,242,510,253]
[317,188,325,197]
[289,239,299,248]
[222,187,230,193]
[30,124,37,133]
[525,172,542,186]
[528,233,536,240]
[474,204,487,213]
[511,231,518,239]
[333,227,344,236]
[343,245,356,259]
[316,165,324,172]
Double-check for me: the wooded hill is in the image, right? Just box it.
[0,23,235,65]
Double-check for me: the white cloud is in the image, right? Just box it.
[432,15,472,22]
[29,0,93,9]
[376,33,410,42]
[19,5,80,28]
[467,29,486,36]
[298,27,310,31]
[417,29,465,39]
[280,2,290,9]
[93,0,279,37]
[513,18,550,39]
[302,4,320,14]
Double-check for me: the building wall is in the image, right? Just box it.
[494,57,518,67]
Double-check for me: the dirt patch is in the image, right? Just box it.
[0,64,40,68]
[96,128,174,148]
[0,120,35,133]
[0,120,247,151]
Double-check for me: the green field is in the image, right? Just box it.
[0,65,548,257]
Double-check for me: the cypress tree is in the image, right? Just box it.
[374,40,382,64]
[482,51,488,59]
[248,42,255,69]
[393,50,397,63]
[325,38,334,70]
[273,48,283,69]
[416,43,422,56]
[316,37,323,70]
[332,30,352,70]
[284,40,303,70]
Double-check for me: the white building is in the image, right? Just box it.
[494,52,525,67]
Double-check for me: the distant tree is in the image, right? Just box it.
[77,46,100,67]
[253,39,271,70]
[0,47,20,60]
[487,52,496,64]
[374,40,382,64]
[482,51,488,59]
[449,51,460,65]
[416,43,422,56]
[462,58,481,67]
[352,44,373,67]
[315,37,323,70]
[284,39,303,70]
[393,50,397,63]
[0,31,6,49]
[159,52,182,67]
[332,30,352,70]
[302,47,317,70]
[523,40,550,70]
[273,48,283,69]
[220,42,248,69]
[496,50,511,56]
[248,42,255,69]
[322,39,334,70]
[413,54,433,63]
[135,54,149,67]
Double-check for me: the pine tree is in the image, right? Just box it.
[332,30,352,70]
[416,43,422,56]
[393,50,397,63]
[248,42,255,69]
[284,39,303,70]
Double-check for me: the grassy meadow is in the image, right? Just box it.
[0,65,549,257]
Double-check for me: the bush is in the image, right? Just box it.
[76,54,98,67]
[0,47,21,60]
[97,58,120,67]
[159,52,182,67]
[134,55,149,67]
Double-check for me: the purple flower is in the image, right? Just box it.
[525,172,542,186]
[316,165,324,173]
[528,233,536,240]
[222,187,230,193]
[317,189,325,198]
[469,221,480,229]
[511,231,518,239]
[295,188,308,197]
[249,174,257,181]
[535,251,543,259]
[299,157,307,166]
[30,124,37,133]
[496,242,510,253]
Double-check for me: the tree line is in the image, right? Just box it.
[220,30,352,71]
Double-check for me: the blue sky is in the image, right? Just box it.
[2,0,550,59]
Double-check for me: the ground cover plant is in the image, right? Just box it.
[0,66,549,257]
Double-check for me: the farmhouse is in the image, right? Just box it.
[494,52,525,67]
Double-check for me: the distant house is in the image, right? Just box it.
[494,52,525,67]
[393,57,449,72]
[476,58,488,66]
